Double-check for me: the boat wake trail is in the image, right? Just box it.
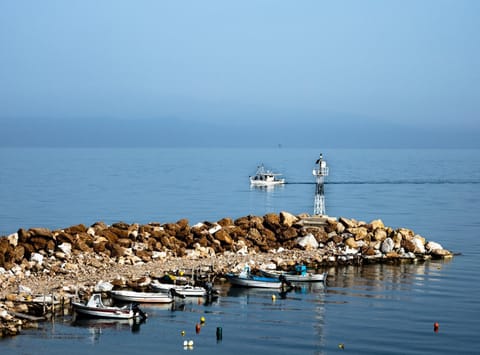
[286,180,480,185]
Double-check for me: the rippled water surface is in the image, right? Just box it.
[0,148,479,354]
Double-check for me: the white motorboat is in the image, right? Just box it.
[71,293,144,319]
[109,290,174,304]
[249,164,285,186]
[150,280,208,297]
[259,265,328,283]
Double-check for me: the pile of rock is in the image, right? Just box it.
[0,211,452,277]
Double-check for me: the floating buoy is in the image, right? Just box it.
[183,339,194,348]
[434,322,439,332]
[196,323,201,333]
[200,316,206,324]
[181,330,185,336]
[216,326,223,341]
[338,343,345,350]
[271,294,276,301]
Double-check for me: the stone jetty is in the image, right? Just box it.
[0,211,452,337]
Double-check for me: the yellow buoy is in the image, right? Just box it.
[271,294,276,301]
[338,343,345,350]
[181,330,185,336]
[200,316,206,323]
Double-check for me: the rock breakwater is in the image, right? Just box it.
[0,211,452,336]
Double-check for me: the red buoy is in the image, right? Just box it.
[196,323,201,334]
[434,322,439,332]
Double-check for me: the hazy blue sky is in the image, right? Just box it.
[1,1,479,147]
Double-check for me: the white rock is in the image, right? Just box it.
[404,252,416,259]
[58,242,72,255]
[0,309,13,321]
[18,285,32,294]
[208,224,222,234]
[413,237,426,254]
[192,222,204,229]
[132,242,147,251]
[380,238,395,253]
[30,252,44,266]
[236,245,249,256]
[260,262,277,271]
[296,233,319,249]
[426,241,443,252]
[152,251,167,259]
[7,233,18,247]
[95,281,114,292]
[11,265,22,275]
[344,246,359,255]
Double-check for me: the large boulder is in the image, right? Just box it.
[263,213,281,231]
[280,211,298,227]
[369,219,385,230]
[63,224,87,235]
[215,229,233,245]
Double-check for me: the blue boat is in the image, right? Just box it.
[226,265,283,288]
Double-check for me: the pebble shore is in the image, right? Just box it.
[0,211,452,337]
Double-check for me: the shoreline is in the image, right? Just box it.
[0,212,452,336]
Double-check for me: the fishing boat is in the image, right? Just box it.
[249,164,285,186]
[150,280,208,297]
[226,265,283,288]
[71,293,144,319]
[259,265,328,283]
[109,290,174,304]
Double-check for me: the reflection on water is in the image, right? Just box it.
[325,259,453,300]
[71,317,141,343]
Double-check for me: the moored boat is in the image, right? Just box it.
[259,266,328,283]
[71,293,145,319]
[150,280,208,297]
[249,164,285,186]
[226,265,283,288]
[109,290,174,304]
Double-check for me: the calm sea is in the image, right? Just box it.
[1,147,479,354]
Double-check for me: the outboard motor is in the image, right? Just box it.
[132,303,148,321]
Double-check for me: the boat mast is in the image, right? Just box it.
[312,153,329,215]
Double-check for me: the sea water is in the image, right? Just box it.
[0,147,479,354]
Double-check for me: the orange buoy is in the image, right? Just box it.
[434,322,439,332]
[196,323,201,334]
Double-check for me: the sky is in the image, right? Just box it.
[0,0,479,148]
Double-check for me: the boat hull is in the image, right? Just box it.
[226,274,282,288]
[151,282,207,297]
[259,270,328,283]
[249,179,285,186]
[109,290,174,304]
[72,302,134,319]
